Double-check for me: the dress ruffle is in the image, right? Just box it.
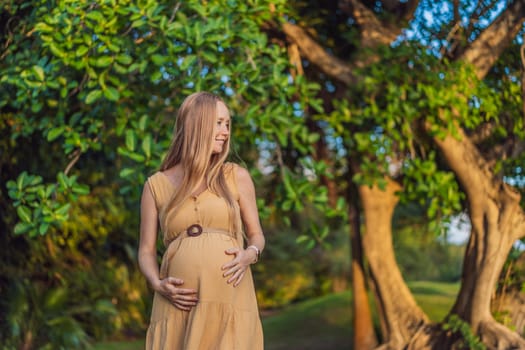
[145,300,263,350]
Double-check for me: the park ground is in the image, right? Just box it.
[94,281,459,350]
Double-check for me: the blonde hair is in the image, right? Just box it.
[160,92,241,235]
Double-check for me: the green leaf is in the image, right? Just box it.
[55,203,71,216]
[47,127,64,141]
[305,239,315,251]
[296,235,309,244]
[32,65,45,81]
[150,70,162,82]
[141,134,152,158]
[49,43,66,58]
[125,130,136,151]
[119,168,135,178]
[116,54,132,65]
[103,87,120,101]
[44,287,68,310]
[39,222,50,235]
[76,45,89,57]
[138,115,148,131]
[57,172,68,189]
[17,206,32,223]
[34,22,54,33]
[281,199,292,211]
[86,11,104,22]
[17,172,28,190]
[180,55,197,71]
[85,89,102,104]
[151,54,167,66]
[14,222,32,235]
[95,56,113,67]
[131,19,146,28]
[128,152,145,162]
[71,184,90,195]
[200,50,217,63]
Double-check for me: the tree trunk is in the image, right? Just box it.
[434,2,525,346]
[348,176,378,349]
[432,127,525,349]
[359,178,429,349]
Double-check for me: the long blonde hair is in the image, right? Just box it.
[160,92,241,235]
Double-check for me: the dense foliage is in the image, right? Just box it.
[0,0,336,348]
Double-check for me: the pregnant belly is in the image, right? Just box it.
[165,233,241,297]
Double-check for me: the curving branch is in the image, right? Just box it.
[281,22,357,85]
[459,0,525,78]
[339,0,419,47]
[339,0,399,48]
[282,1,418,84]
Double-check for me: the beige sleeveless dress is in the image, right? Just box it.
[145,163,263,350]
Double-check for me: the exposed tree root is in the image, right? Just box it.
[373,320,525,350]
[478,319,525,350]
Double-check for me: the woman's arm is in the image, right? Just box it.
[138,182,198,311]
[222,165,265,286]
[237,166,265,254]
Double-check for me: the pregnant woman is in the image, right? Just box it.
[138,91,265,349]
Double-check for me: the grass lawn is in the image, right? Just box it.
[408,280,460,322]
[93,281,459,350]
[263,292,352,350]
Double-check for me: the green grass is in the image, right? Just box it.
[93,281,459,350]
[409,280,460,322]
[263,292,352,350]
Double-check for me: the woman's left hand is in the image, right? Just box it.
[222,247,256,287]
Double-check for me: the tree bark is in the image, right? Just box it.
[429,1,525,347]
[282,22,357,85]
[347,168,378,350]
[431,126,525,348]
[359,178,429,349]
[343,0,398,48]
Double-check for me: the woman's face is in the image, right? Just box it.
[212,101,230,154]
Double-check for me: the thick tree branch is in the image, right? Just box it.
[282,0,411,84]
[281,22,357,85]
[339,0,419,46]
[467,121,496,144]
[340,0,398,47]
[468,122,525,166]
[459,0,525,78]
[287,43,304,79]
[465,0,501,40]
[381,0,419,21]
[484,138,525,168]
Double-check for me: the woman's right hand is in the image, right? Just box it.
[154,277,198,311]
